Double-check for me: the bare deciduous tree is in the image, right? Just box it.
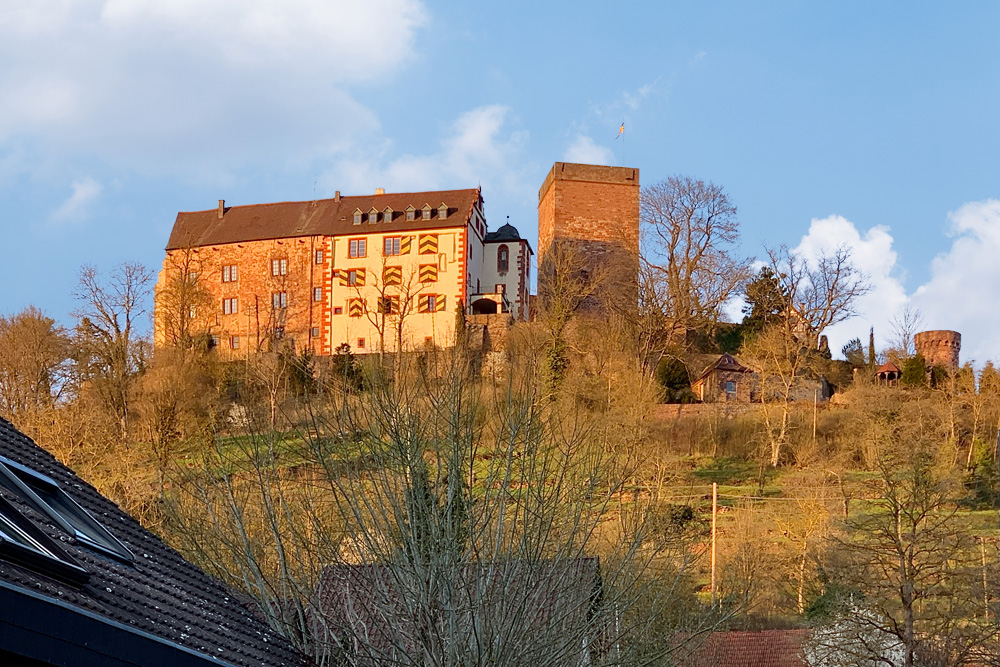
[641,176,751,343]
[537,241,613,390]
[154,247,214,349]
[72,263,152,441]
[820,447,997,667]
[888,304,924,360]
[164,350,719,667]
[359,256,424,357]
[765,244,870,350]
[0,306,71,436]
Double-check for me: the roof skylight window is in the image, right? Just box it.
[0,457,134,564]
[0,493,89,585]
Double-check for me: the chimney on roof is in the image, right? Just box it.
[375,188,385,195]
[334,191,341,201]
[218,199,225,219]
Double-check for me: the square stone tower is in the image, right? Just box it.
[537,162,640,312]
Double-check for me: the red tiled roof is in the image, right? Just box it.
[876,362,901,374]
[679,630,809,667]
[166,188,482,250]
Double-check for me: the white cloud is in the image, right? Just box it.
[563,134,615,166]
[785,205,1000,366]
[0,0,426,176]
[910,199,1000,365]
[99,0,426,78]
[323,105,533,200]
[50,177,103,224]
[789,215,907,357]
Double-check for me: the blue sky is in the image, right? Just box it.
[2,1,1000,362]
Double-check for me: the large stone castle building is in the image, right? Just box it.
[155,161,639,356]
[155,188,531,355]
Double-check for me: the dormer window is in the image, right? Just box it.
[406,205,416,221]
[383,207,393,222]
[422,204,432,221]
[438,203,448,219]
[368,208,378,224]
[353,208,363,225]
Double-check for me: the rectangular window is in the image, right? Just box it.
[313,287,323,302]
[496,283,506,294]
[314,249,324,265]
[187,271,199,284]
[271,258,288,276]
[357,337,366,349]
[419,294,444,313]
[349,238,367,258]
[725,381,737,399]
[189,306,197,319]
[230,335,240,349]
[334,306,343,315]
[347,269,365,286]
[406,209,416,221]
[223,297,239,314]
[274,326,284,339]
[222,265,238,282]
[210,335,220,348]
[310,327,320,338]
[0,457,133,563]
[383,236,401,256]
[272,292,288,309]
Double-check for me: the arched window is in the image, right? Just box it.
[497,245,509,272]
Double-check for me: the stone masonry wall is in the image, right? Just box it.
[537,162,640,309]
[157,236,326,356]
[914,329,961,371]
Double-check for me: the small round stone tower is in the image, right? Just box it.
[914,330,961,371]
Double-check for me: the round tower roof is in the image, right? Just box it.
[484,223,522,242]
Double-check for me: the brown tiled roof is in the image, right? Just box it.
[312,558,604,666]
[680,630,809,667]
[876,362,901,374]
[690,353,752,383]
[166,189,482,250]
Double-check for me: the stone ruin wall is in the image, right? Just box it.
[914,330,961,371]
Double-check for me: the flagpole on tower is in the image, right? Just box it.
[615,120,625,166]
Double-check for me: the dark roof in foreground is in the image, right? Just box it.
[166,189,483,250]
[0,416,305,667]
[679,630,809,667]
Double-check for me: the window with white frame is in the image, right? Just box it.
[272,291,288,309]
[223,297,238,314]
[383,236,401,256]
[349,238,367,258]
[314,249,324,264]
[271,258,288,276]
[222,264,238,282]
[313,287,323,302]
